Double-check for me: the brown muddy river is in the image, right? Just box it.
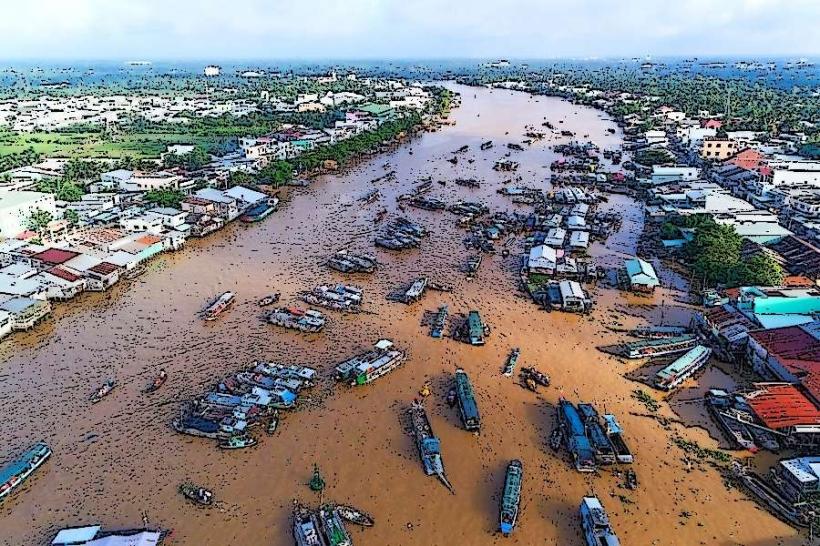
[0,85,802,545]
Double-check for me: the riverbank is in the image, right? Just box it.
[0,85,804,545]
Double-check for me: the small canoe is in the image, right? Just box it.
[335,504,375,527]
[90,380,116,404]
[143,370,167,394]
[266,411,280,435]
[503,349,520,377]
[218,435,257,450]
[179,483,213,506]
[258,294,280,307]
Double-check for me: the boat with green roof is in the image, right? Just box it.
[454,368,480,431]
[499,460,523,536]
[0,442,51,502]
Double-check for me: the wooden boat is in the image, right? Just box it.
[218,435,257,450]
[499,460,523,536]
[335,504,374,527]
[466,255,482,279]
[521,366,549,386]
[179,483,213,506]
[454,368,480,432]
[142,370,167,394]
[203,291,235,321]
[335,340,405,386]
[503,349,520,377]
[430,305,448,338]
[625,469,638,490]
[580,496,620,546]
[257,294,280,307]
[408,401,454,493]
[318,505,352,546]
[266,410,280,435]
[293,504,329,546]
[90,380,116,404]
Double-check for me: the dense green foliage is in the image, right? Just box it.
[634,148,674,166]
[163,147,211,170]
[26,208,54,234]
[0,146,41,172]
[682,218,784,287]
[144,189,186,208]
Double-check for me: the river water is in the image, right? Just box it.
[0,85,802,545]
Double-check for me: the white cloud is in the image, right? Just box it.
[0,0,817,58]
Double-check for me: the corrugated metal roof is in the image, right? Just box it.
[746,383,820,429]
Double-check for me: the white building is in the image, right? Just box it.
[0,191,57,238]
[204,65,221,77]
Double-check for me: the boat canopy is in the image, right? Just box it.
[52,525,102,545]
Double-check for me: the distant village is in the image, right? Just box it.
[0,72,441,340]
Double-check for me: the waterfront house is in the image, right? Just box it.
[224,185,267,208]
[624,257,660,293]
[735,286,820,329]
[543,228,566,248]
[767,236,820,280]
[194,188,239,221]
[85,262,120,291]
[528,245,557,275]
[0,296,51,330]
[36,266,86,300]
[558,280,590,313]
[568,231,590,250]
[146,207,188,230]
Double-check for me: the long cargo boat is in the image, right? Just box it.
[559,399,596,472]
[430,305,448,338]
[654,345,712,391]
[0,442,51,502]
[579,496,620,546]
[203,291,235,321]
[267,307,326,333]
[620,334,697,359]
[408,401,454,493]
[454,368,480,432]
[335,340,405,386]
[465,310,489,346]
[602,414,633,463]
[578,404,617,465]
[499,460,523,536]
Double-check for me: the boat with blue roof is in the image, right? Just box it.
[408,401,454,493]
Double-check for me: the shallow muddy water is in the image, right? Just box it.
[0,85,802,545]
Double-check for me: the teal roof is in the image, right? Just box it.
[656,345,710,381]
[624,257,660,286]
[358,103,395,117]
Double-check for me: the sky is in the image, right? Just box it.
[1,0,818,60]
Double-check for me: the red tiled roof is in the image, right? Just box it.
[783,275,816,288]
[136,234,163,245]
[748,326,820,365]
[31,248,80,265]
[746,383,820,429]
[88,262,119,276]
[46,266,82,283]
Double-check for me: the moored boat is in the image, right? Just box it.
[579,496,620,546]
[267,307,326,333]
[0,442,51,502]
[218,435,257,450]
[503,349,520,377]
[499,460,523,536]
[335,340,405,386]
[620,334,697,359]
[430,305,448,338]
[318,505,353,546]
[142,370,167,394]
[203,291,235,321]
[294,504,329,546]
[335,505,375,527]
[179,483,213,506]
[90,379,116,404]
[454,368,481,432]
[654,345,712,391]
[408,401,454,493]
[258,293,280,307]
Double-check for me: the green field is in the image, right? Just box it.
[0,130,228,159]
